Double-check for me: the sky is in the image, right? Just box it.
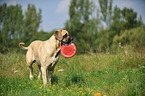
[0,0,145,32]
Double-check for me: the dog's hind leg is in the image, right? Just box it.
[38,64,41,79]
[26,49,35,80]
[28,65,33,80]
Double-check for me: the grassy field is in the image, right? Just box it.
[0,47,145,96]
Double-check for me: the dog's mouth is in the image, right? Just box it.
[61,37,73,46]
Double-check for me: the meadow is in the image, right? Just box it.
[0,46,145,96]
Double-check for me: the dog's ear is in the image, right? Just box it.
[54,30,63,40]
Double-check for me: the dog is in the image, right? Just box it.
[19,30,73,85]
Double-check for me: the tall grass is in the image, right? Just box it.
[0,47,145,96]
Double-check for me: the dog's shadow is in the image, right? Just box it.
[51,75,85,86]
[64,75,85,87]
[51,75,59,84]
[71,75,85,84]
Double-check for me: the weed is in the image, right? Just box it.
[0,49,145,96]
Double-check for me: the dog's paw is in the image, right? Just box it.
[30,75,34,80]
[38,75,41,79]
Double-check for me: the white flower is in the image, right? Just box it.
[58,69,64,71]
[125,50,128,54]
[14,70,19,73]
[119,42,121,47]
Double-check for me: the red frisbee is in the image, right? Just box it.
[61,43,77,58]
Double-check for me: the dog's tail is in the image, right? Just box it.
[19,42,28,50]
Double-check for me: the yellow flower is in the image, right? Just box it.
[82,92,86,95]
[103,95,107,96]
[80,91,82,93]
[47,89,50,91]
[39,86,42,89]
[78,88,82,90]
[53,85,55,87]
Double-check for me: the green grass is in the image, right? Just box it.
[0,48,145,96]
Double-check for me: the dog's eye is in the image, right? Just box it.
[63,33,67,38]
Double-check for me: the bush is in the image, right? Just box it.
[113,27,145,47]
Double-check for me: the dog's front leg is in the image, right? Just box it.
[41,67,47,85]
[48,70,54,84]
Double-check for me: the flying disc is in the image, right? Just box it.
[61,43,77,58]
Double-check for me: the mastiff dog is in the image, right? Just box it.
[19,30,73,85]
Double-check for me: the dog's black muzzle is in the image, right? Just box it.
[62,37,73,46]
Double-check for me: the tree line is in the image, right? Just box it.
[0,3,42,53]
[65,0,145,53]
[0,0,145,53]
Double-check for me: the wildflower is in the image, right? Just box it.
[78,88,82,90]
[1,93,3,95]
[53,85,55,87]
[14,70,19,73]
[39,86,42,89]
[89,89,93,94]
[82,92,86,95]
[103,95,107,96]
[80,91,82,93]
[94,93,101,96]
[125,50,128,55]
[47,89,50,91]
[119,42,121,46]
[58,69,64,71]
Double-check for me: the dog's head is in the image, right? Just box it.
[54,30,73,46]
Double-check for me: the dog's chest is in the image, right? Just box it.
[47,50,60,68]
[51,50,60,62]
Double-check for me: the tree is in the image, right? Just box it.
[110,6,143,35]
[0,3,42,53]
[65,0,97,53]
[99,0,112,28]
[0,4,24,52]
[121,7,141,29]
[98,0,113,49]
[23,4,42,43]
[7,4,24,47]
